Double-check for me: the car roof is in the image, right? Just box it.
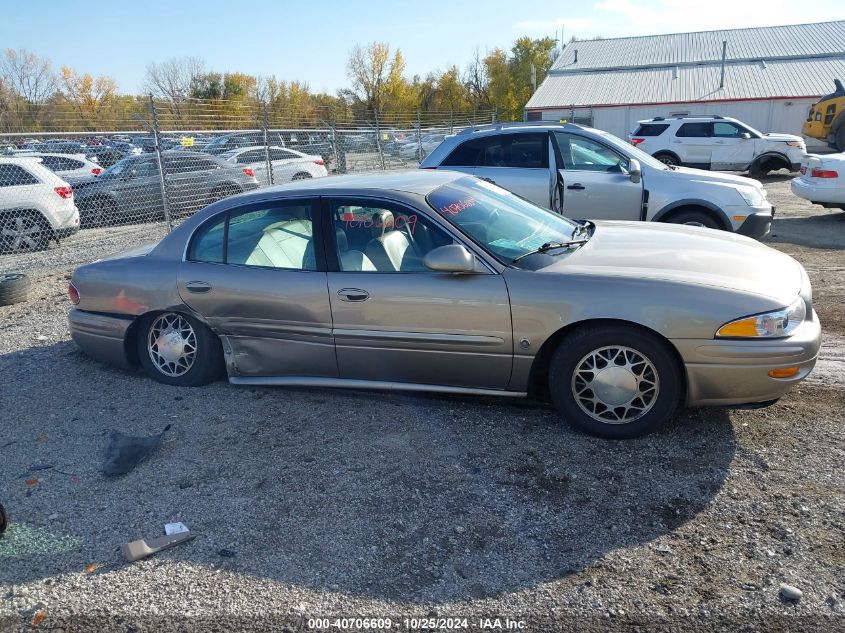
[13,151,89,160]
[637,116,738,123]
[256,169,465,196]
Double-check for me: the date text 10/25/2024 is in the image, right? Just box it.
[307,617,527,630]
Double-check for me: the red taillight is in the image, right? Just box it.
[811,168,838,178]
[68,282,80,305]
[54,186,73,199]
[631,137,645,146]
[313,159,324,166]
[91,168,102,175]
[242,167,255,177]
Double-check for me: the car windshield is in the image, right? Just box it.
[427,177,582,266]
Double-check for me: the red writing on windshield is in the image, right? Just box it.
[343,214,418,234]
[439,197,476,216]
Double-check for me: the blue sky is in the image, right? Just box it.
[3,0,845,95]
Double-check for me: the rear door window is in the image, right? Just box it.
[442,133,549,169]
[0,164,39,186]
[676,123,712,138]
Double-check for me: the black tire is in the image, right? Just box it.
[654,153,679,167]
[0,211,51,254]
[291,172,312,181]
[665,209,722,230]
[0,272,30,306]
[136,312,224,387]
[748,160,769,180]
[835,127,845,153]
[548,324,682,439]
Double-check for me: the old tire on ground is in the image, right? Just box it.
[136,312,224,387]
[653,152,679,167]
[0,272,30,306]
[548,324,682,439]
[0,211,51,254]
[665,209,722,230]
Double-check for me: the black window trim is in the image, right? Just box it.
[185,197,327,272]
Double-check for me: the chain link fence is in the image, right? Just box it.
[0,98,497,256]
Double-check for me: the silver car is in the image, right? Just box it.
[68,171,820,438]
[420,122,775,239]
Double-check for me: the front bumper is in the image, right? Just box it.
[671,309,821,407]
[736,209,773,239]
[68,308,134,369]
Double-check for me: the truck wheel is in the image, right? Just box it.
[836,127,845,152]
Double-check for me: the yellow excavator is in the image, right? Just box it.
[803,79,845,151]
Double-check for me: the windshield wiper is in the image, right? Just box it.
[512,239,587,263]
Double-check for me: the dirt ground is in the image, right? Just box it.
[0,174,843,632]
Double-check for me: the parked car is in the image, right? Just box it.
[399,134,447,160]
[420,122,774,239]
[67,170,819,439]
[0,156,80,254]
[629,116,806,177]
[25,140,92,156]
[13,152,104,186]
[203,132,287,156]
[218,146,327,186]
[73,151,259,227]
[790,153,845,210]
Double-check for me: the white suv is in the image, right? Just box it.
[0,156,80,254]
[629,116,805,178]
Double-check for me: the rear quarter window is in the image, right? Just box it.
[633,123,669,136]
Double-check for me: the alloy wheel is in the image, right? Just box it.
[0,214,44,252]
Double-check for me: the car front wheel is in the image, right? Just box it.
[136,312,223,387]
[548,325,682,438]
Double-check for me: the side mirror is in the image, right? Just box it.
[628,158,642,183]
[424,244,476,273]
[741,132,752,140]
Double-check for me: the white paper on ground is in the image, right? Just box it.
[164,522,189,535]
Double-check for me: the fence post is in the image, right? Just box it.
[416,108,423,161]
[148,95,172,231]
[262,101,274,186]
[374,109,385,170]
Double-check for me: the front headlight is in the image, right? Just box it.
[716,297,806,338]
[736,185,764,206]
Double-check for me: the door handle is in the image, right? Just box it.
[337,288,369,302]
[185,281,211,293]
[567,183,586,190]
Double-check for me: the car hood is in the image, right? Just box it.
[762,132,803,142]
[540,221,802,304]
[669,166,761,187]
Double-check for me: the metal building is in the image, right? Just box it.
[525,20,845,149]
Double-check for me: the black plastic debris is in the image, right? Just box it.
[102,425,171,476]
[0,503,7,536]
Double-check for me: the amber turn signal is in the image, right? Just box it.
[768,367,799,378]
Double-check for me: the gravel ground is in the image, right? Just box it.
[0,175,843,632]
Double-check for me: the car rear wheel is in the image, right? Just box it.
[654,153,679,167]
[292,172,312,180]
[0,211,50,254]
[136,312,223,387]
[665,209,722,230]
[548,325,682,438]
